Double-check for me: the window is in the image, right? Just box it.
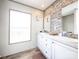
[9,9,31,44]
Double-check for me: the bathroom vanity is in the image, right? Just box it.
[37,32,78,59]
[37,2,78,59]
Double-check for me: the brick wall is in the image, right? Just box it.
[44,0,77,32]
[45,0,77,16]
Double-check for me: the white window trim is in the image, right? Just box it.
[9,9,32,45]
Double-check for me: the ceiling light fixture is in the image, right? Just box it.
[41,4,44,7]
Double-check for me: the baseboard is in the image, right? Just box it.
[1,48,37,59]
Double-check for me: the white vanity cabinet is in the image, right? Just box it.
[37,33,52,59]
[38,33,78,59]
[53,41,78,59]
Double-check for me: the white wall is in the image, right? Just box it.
[0,0,43,57]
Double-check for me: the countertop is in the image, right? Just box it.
[39,32,78,50]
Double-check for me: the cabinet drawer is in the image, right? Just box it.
[44,48,52,59]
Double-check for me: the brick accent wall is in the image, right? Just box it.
[44,0,77,32]
[45,0,77,16]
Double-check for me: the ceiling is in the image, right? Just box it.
[11,0,56,11]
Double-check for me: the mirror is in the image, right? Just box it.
[62,2,77,34]
[62,13,74,33]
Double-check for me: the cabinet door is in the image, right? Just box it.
[54,42,78,59]
[37,34,41,49]
[52,42,55,59]
[37,34,44,51]
[45,39,52,59]
[37,34,47,55]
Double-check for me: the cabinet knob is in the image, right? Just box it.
[46,39,47,41]
[52,42,54,43]
[46,44,47,46]
[45,51,47,53]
